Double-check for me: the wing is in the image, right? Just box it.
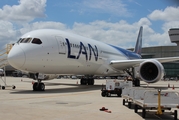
[110,57,179,70]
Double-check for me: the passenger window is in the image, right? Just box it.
[32,38,42,44]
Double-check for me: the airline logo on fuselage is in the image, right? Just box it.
[66,39,98,61]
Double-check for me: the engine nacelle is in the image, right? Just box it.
[139,60,164,83]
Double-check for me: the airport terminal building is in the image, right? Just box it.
[138,28,179,78]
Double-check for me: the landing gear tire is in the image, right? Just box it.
[33,82,45,91]
[80,78,94,85]
[33,82,38,91]
[39,83,45,91]
[88,79,94,85]
[2,86,5,90]
[80,78,87,85]
[134,79,140,87]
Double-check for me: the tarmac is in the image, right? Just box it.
[0,77,179,120]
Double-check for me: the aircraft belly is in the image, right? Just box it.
[53,59,101,75]
[23,56,101,74]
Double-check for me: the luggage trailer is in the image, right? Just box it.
[122,87,179,120]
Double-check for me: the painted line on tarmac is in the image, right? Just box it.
[0,91,96,101]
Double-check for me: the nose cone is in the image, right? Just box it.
[8,45,25,69]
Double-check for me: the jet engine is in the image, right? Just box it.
[139,59,164,83]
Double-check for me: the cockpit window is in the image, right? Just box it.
[16,37,42,45]
[17,38,22,43]
[21,38,32,43]
[18,38,32,43]
[31,38,42,44]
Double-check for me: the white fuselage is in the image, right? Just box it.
[8,29,140,76]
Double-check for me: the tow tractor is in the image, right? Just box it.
[101,80,132,97]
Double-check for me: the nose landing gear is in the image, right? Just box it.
[32,80,45,91]
[31,73,45,91]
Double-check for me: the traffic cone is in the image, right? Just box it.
[172,85,175,90]
[168,83,170,88]
[32,81,34,85]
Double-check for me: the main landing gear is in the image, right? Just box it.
[126,68,140,87]
[133,78,140,87]
[33,80,45,91]
[80,78,94,85]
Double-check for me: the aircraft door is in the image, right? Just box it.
[55,36,66,54]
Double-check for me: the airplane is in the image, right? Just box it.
[7,26,179,91]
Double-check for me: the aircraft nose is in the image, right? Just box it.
[8,45,25,69]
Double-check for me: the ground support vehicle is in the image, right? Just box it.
[101,80,132,97]
[122,87,179,120]
[122,87,154,108]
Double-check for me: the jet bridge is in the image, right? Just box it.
[0,44,16,90]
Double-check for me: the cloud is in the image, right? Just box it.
[0,0,46,23]
[146,6,179,46]
[77,0,132,17]
[0,1,176,50]
[0,20,21,48]
[87,0,126,13]
[148,6,179,21]
[71,18,156,48]
[162,21,179,32]
[19,21,67,34]
[0,19,147,49]
[0,21,68,49]
[0,17,174,49]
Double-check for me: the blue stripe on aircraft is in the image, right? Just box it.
[109,44,141,60]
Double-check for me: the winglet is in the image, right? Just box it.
[134,26,143,55]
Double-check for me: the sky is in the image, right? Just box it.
[0,0,179,49]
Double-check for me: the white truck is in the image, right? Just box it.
[101,80,132,97]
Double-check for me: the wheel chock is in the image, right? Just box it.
[99,107,108,111]
[99,107,111,113]
[104,110,112,113]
